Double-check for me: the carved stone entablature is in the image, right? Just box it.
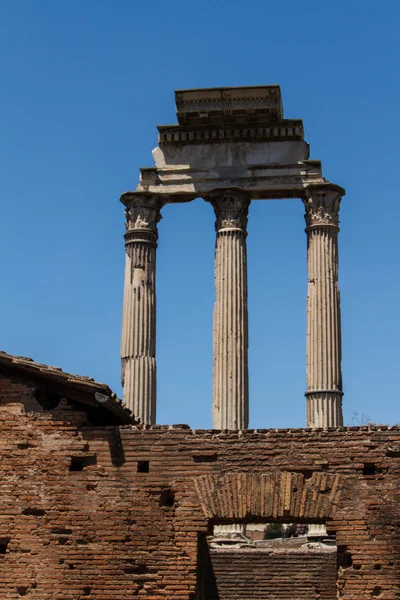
[303,184,345,229]
[206,189,250,232]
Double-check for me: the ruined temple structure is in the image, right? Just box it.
[0,87,399,599]
[120,86,344,430]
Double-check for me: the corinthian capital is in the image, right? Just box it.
[207,188,250,232]
[303,184,345,229]
[120,193,164,234]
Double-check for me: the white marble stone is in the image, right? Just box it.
[303,184,344,428]
[120,194,163,424]
[137,161,325,201]
[153,140,309,171]
[208,189,250,430]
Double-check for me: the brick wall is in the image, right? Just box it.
[0,375,399,599]
[200,547,337,599]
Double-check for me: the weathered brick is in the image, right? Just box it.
[0,374,399,598]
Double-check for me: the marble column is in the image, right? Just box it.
[303,184,344,541]
[303,184,345,429]
[208,189,250,431]
[120,193,163,424]
[207,189,250,541]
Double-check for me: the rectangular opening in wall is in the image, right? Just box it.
[69,454,97,471]
[363,463,378,476]
[192,452,218,463]
[0,538,10,554]
[137,461,149,473]
[198,523,338,600]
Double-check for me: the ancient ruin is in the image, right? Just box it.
[0,86,398,599]
[120,85,344,429]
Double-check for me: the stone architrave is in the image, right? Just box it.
[207,189,250,431]
[120,193,164,424]
[303,184,345,429]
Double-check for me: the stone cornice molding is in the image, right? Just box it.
[303,184,345,230]
[157,120,304,145]
[120,193,165,244]
[206,189,250,233]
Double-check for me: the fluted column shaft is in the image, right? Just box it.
[208,189,250,431]
[303,184,345,428]
[120,194,163,424]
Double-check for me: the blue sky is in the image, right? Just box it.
[1,1,399,428]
